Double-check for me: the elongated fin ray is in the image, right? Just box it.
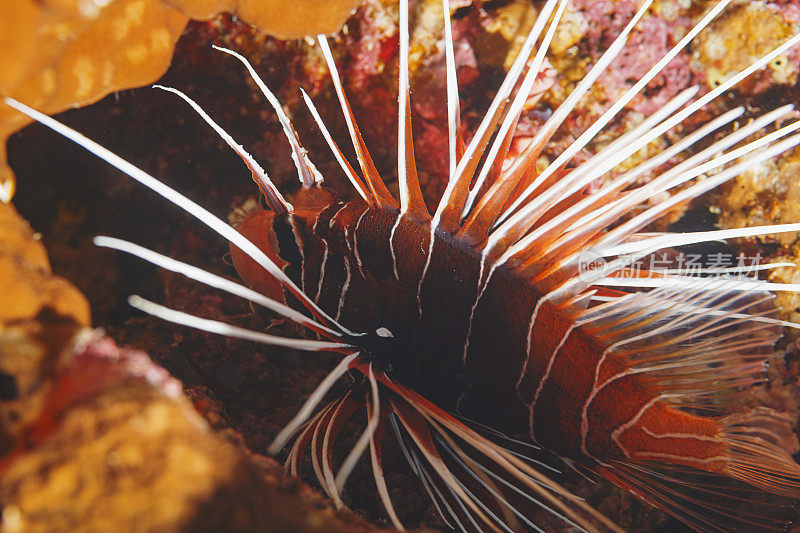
[368,403,405,529]
[555,106,786,239]
[582,116,800,257]
[461,0,570,220]
[269,353,360,455]
[2,96,355,335]
[505,101,747,267]
[596,460,800,532]
[287,403,331,476]
[436,437,547,533]
[547,132,800,302]
[392,416,459,529]
[496,30,800,255]
[151,84,291,214]
[335,364,381,490]
[397,0,430,220]
[479,0,653,218]
[391,397,505,533]
[460,0,652,243]
[300,88,370,202]
[94,236,339,338]
[381,375,624,532]
[213,45,322,188]
[321,391,359,507]
[316,36,398,209]
[486,86,697,259]
[441,0,464,177]
[312,398,341,501]
[495,0,736,227]
[432,0,562,233]
[508,108,797,273]
[127,296,352,352]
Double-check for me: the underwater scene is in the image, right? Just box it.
[2,0,800,531]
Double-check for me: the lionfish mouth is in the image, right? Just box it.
[7,0,800,531]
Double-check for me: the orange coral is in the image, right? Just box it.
[0,0,361,203]
[0,203,89,326]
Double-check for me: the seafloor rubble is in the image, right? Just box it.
[3,0,800,531]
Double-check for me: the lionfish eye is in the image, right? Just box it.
[375,327,393,338]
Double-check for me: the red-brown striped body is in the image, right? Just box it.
[232,197,729,471]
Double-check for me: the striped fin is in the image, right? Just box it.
[575,282,782,405]
[286,401,333,476]
[367,401,404,529]
[491,0,737,231]
[312,395,349,504]
[2,96,360,336]
[269,352,628,531]
[300,88,371,202]
[441,0,464,178]
[320,391,361,507]
[459,0,571,222]
[390,397,506,533]
[488,30,800,270]
[456,64,557,246]
[458,0,650,245]
[380,373,625,532]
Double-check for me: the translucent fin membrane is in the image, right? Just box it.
[461,0,571,218]
[300,88,370,201]
[487,30,800,271]
[492,0,737,228]
[433,0,563,233]
[596,460,800,532]
[316,36,397,209]
[460,0,653,241]
[379,374,624,532]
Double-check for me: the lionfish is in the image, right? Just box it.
[7,0,800,530]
